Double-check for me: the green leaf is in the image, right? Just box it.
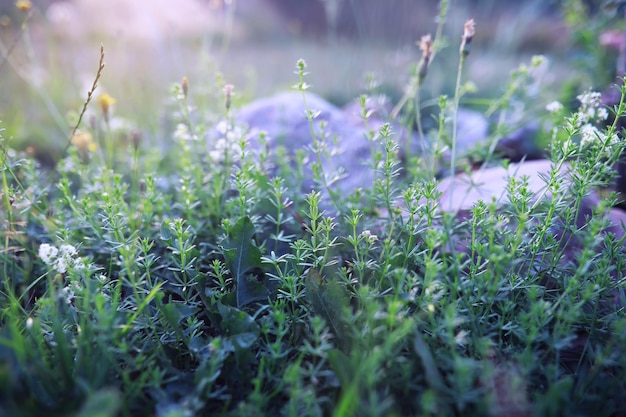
[160,221,174,241]
[217,303,260,351]
[305,268,352,351]
[413,331,447,393]
[75,389,121,417]
[222,216,269,308]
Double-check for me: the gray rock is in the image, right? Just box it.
[453,108,490,156]
[235,91,386,198]
[495,123,545,161]
[413,159,626,307]
[232,92,546,202]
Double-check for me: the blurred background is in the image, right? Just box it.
[0,0,619,156]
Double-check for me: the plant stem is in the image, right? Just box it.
[449,53,466,210]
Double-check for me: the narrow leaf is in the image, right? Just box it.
[217,303,260,351]
[222,216,269,308]
[305,268,352,351]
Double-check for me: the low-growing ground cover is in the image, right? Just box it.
[1,1,626,416]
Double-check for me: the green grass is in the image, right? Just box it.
[2,1,626,416]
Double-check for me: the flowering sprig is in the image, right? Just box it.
[38,243,85,274]
[571,91,617,153]
[417,34,433,85]
[210,120,245,163]
[545,101,563,114]
[576,91,608,123]
[551,90,617,156]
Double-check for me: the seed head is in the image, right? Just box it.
[71,131,97,152]
[223,84,234,112]
[130,130,142,151]
[181,76,189,99]
[460,19,476,57]
[417,34,433,84]
[71,131,97,163]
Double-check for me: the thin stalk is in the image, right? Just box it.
[449,53,466,210]
[413,86,426,161]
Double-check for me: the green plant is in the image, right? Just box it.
[1,2,626,417]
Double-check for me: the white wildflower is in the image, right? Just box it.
[577,91,602,107]
[545,101,563,113]
[581,106,596,122]
[598,131,622,154]
[54,257,70,274]
[61,286,75,304]
[38,243,58,265]
[173,123,193,142]
[216,120,229,135]
[424,281,444,298]
[576,91,605,123]
[209,122,244,163]
[226,129,240,142]
[73,258,86,271]
[455,329,470,346]
[580,124,603,147]
[59,244,77,257]
[39,242,85,274]
[606,132,621,147]
[360,229,378,244]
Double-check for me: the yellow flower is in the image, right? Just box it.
[71,131,97,153]
[15,0,32,13]
[98,93,116,119]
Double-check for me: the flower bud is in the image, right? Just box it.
[98,93,116,121]
[460,19,476,57]
[223,84,234,112]
[15,0,32,13]
[181,76,189,99]
[417,34,432,84]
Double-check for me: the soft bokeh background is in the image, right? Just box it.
[0,0,618,158]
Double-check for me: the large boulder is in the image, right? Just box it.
[231,91,546,202]
[235,91,416,198]
[434,159,626,292]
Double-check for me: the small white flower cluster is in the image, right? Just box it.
[210,120,246,163]
[38,243,85,274]
[576,92,618,149]
[545,101,563,113]
[173,123,197,142]
[547,91,609,120]
[578,123,619,148]
[557,90,619,151]
[359,229,378,245]
[577,91,609,123]
[61,285,76,305]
